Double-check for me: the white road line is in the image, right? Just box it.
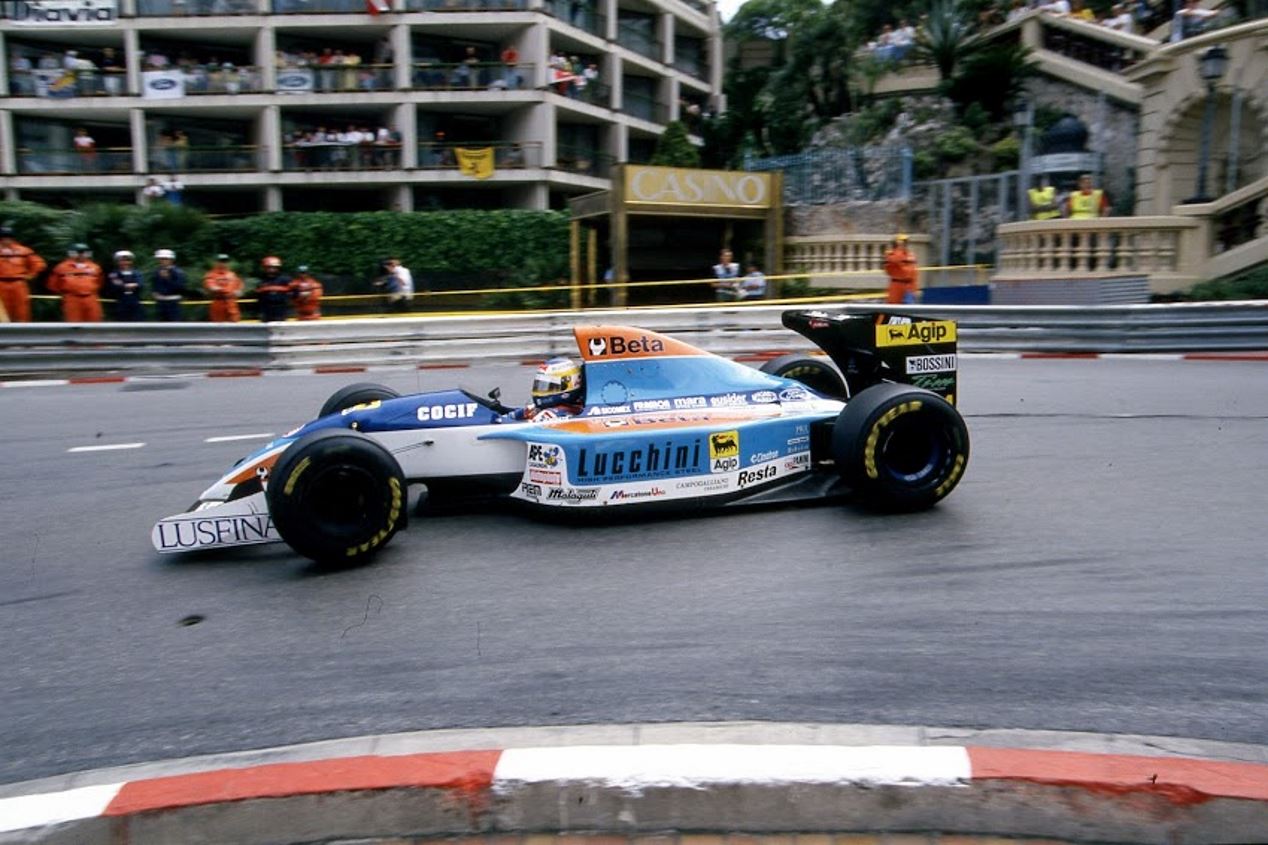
[67,443,147,453]
[0,782,124,834]
[0,380,70,389]
[205,433,275,443]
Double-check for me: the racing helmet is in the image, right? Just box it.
[531,357,584,409]
[261,255,282,269]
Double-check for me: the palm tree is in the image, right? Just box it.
[918,0,979,82]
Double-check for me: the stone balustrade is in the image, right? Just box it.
[784,234,931,288]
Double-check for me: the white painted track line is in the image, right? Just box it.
[0,782,123,833]
[67,443,147,453]
[205,433,275,443]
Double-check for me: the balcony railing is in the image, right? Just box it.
[671,55,704,77]
[136,0,257,13]
[995,217,1199,278]
[406,0,528,8]
[282,140,403,170]
[616,21,661,61]
[411,62,532,90]
[621,91,667,124]
[543,1,607,37]
[150,145,264,172]
[277,64,395,93]
[7,70,131,98]
[1038,15,1152,72]
[180,66,266,95]
[555,145,612,178]
[17,148,134,174]
[273,0,370,13]
[416,141,543,170]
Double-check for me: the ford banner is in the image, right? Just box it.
[142,69,185,100]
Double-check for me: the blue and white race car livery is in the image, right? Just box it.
[152,310,970,565]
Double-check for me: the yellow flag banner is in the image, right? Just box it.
[456,147,495,180]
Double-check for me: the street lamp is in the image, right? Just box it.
[1013,97,1034,222]
[1187,44,1229,204]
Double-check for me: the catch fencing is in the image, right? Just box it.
[2,301,1267,376]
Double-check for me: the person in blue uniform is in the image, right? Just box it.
[151,248,187,322]
[105,250,145,321]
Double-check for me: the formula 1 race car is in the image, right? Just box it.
[152,310,969,565]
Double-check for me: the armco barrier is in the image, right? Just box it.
[1,301,1267,375]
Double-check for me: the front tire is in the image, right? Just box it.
[759,354,847,398]
[266,429,407,565]
[832,383,969,511]
[319,382,401,418]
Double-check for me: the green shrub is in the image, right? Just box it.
[1182,265,1268,301]
[651,121,702,169]
[990,134,1021,170]
[934,125,979,162]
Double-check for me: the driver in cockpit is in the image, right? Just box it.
[508,357,586,421]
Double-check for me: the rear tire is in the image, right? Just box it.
[832,383,969,511]
[319,383,401,418]
[266,429,407,565]
[759,354,847,398]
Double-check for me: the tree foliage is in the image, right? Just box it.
[651,121,702,168]
[945,43,1037,121]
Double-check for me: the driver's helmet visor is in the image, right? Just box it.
[532,371,569,398]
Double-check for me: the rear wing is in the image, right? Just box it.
[781,310,959,406]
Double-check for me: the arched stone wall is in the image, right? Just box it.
[1129,19,1268,214]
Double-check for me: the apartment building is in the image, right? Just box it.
[0,0,722,213]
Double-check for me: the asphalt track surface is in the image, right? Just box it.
[1,357,1266,785]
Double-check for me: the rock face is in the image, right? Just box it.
[786,200,913,237]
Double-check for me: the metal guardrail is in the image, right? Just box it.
[2,302,1267,375]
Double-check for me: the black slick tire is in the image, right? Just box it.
[266,429,407,566]
[319,383,401,418]
[759,354,847,398]
[831,382,969,511]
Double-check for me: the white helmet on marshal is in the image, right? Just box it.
[154,248,176,260]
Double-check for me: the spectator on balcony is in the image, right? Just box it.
[1064,173,1111,218]
[868,25,897,62]
[342,52,362,91]
[172,129,190,171]
[162,174,185,206]
[1101,3,1135,32]
[318,48,339,91]
[10,54,34,96]
[1028,175,1062,220]
[1007,1,1029,23]
[145,50,170,70]
[106,251,145,322]
[73,128,97,172]
[1036,0,1071,14]
[500,45,521,88]
[101,48,125,96]
[1171,0,1216,41]
[151,248,188,322]
[1068,0,1095,21]
[891,19,916,61]
[142,176,166,204]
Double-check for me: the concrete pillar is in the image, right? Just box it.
[0,110,15,174]
[541,101,557,167]
[396,102,416,168]
[392,22,411,90]
[0,37,9,96]
[129,108,148,173]
[607,51,622,111]
[529,19,549,89]
[659,12,674,67]
[265,185,283,211]
[601,0,617,40]
[256,26,276,91]
[668,77,681,122]
[262,105,282,171]
[393,184,413,212]
[124,29,142,96]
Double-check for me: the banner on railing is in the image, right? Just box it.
[456,147,495,180]
[276,68,315,94]
[142,70,185,99]
[32,69,78,98]
[4,0,118,24]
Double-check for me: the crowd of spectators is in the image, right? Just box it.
[548,52,602,101]
[863,0,1224,60]
[8,48,126,97]
[283,126,403,169]
[276,40,395,91]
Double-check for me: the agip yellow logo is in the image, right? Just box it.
[709,430,740,460]
[875,321,957,347]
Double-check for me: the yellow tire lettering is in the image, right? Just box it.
[863,400,922,480]
[935,453,966,499]
[283,456,311,496]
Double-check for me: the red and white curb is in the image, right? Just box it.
[4,744,1268,837]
